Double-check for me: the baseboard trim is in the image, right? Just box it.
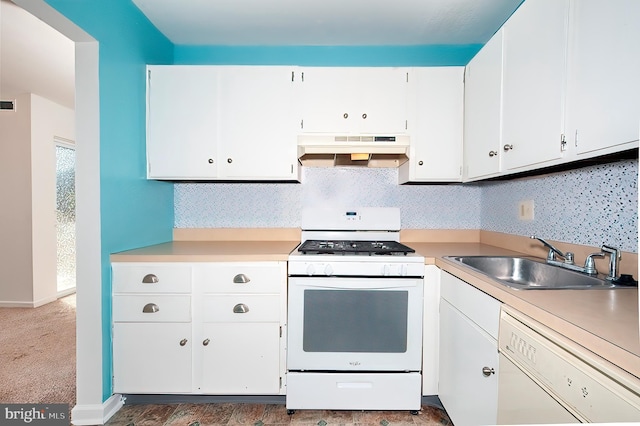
[0,294,62,308]
[71,394,124,425]
[0,300,35,308]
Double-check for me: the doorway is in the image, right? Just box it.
[55,138,76,297]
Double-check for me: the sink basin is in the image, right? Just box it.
[444,256,620,290]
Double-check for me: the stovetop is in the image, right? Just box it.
[297,240,416,256]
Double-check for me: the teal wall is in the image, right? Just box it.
[45,0,174,401]
[174,44,482,66]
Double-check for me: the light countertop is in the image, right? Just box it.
[110,240,300,262]
[111,239,639,381]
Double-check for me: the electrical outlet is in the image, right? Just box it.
[519,200,535,221]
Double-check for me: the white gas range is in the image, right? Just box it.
[286,207,425,413]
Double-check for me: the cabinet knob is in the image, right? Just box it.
[233,303,250,314]
[343,113,349,119]
[362,113,367,119]
[142,303,159,313]
[418,160,424,166]
[202,338,210,346]
[227,158,233,164]
[503,144,513,152]
[208,158,214,164]
[488,150,498,157]
[179,338,188,347]
[142,274,158,284]
[233,273,251,284]
[482,367,495,377]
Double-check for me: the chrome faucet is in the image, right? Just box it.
[600,244,621,281]
[530,236,574,264]
[531,236,601,276]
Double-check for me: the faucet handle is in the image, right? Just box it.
[584,252,605,275]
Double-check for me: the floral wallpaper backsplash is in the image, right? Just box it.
[175,158,638,252]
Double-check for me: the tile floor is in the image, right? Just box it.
[104,402,452,425]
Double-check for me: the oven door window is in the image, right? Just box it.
[303,289,408,353]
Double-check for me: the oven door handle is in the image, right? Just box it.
[290,279,419,290]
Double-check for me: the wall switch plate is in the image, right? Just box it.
[519,200,535,221]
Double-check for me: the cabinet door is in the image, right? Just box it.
[146,66,219,179]
[405,67,463,182]
[439,299,499,426]
[217,66,299,180]
[198,322,281,394]
[565,0,640,156]
[463,30,503,180]
[501,0,569,171]
[300,68,408,135]
[113,322,192,393]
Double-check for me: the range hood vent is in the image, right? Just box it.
[298,135,410,168]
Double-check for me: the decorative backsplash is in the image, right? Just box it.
[175,158,638,252]
[482,159,638,252]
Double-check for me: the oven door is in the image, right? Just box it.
[287,276,423,372]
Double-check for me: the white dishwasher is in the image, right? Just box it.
[498,306,640,424]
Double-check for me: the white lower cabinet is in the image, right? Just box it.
[198,323,281,394]
[113,323,192,393]
[438,271,501,426]
[112,261,287,395]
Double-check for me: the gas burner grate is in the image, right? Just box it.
[298,240,415,256]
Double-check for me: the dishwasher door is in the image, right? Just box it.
[498,306,640,424]
[498,353,579,424]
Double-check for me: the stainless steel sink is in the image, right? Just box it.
[444,255,620,290]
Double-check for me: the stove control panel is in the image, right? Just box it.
[289,260,424,277]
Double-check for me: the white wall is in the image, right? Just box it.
[0,93,74,307]
[0,93,34,305]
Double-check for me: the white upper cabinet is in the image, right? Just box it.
[463,30,504,181]
[399,67,464,182]
[501,0,570,172]
[146,65,300,181]
[217,66,299,180]
[147,66,220,179]
[299,67,409,135]
[565,0,640,156]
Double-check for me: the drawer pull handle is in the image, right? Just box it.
[142,274,159,284]
[142,303,159,313]
[233,274,251,284]
[233,303,249,314]
[203,338,210,346]
[179,338,188,347]
[482,367,495,377]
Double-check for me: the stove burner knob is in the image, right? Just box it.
[383,264,391,276]
[401,264,408,276]
[306,264,316,276]
[324,264,334,276]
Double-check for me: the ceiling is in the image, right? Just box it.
[132,0,522,46]
[0,0,523,111]
[0,0,75,109]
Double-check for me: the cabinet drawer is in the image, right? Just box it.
[195,263,283,293]
[202,295,280,322]
[440,271,501,339]
[113,295,191,322]
[112,263,192,293]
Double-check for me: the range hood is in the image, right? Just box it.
[298,135,410,167]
